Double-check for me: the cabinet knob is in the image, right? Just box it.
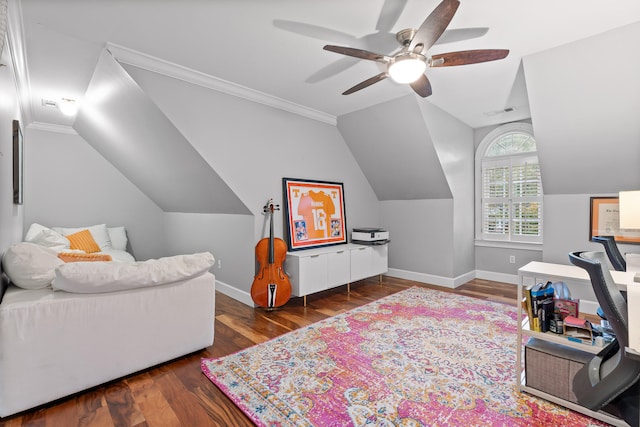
[310,254,320,258]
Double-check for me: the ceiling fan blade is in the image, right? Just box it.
[343,72,389,95]
[435,27,489,45]
[376,0,408,32]
[430,49,509,67]
[409,0,460,54]
[410,74,433,98]
[273,19,357,45]
[324,45,391,63]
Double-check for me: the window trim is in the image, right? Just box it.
[475,122,541,244]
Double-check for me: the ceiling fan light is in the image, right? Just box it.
[59,98,78,116]
[388,53,427,84]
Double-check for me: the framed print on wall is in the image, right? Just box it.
[12,120,23,205]
[282,177,347,251]
[590,196,640,244]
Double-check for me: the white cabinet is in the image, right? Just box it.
[285,243,388,302]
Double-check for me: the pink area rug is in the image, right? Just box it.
[201,287,608,426]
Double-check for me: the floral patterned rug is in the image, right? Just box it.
[201,287,608,426]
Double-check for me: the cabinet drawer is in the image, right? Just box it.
[350,246,371,282]
[297,254,328,296]
[327,249,350,287]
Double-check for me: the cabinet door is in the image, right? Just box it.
[298,254,328,296]
[350,246,372,282]
[370,244,388,276]
[327,248,350,287]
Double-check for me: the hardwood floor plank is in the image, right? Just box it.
[125,373,181,427]
[104,383,145,426]
[0,276,519,426]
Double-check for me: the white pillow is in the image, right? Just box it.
[25,223,53,241]
[2,242,65,289]
[58,224,112,250]
[24,223,70,251]
[29,229,70,251]
[107,226,128,251]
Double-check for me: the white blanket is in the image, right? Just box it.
[52,252,215,293]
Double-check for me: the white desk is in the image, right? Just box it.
[517,261,638,427]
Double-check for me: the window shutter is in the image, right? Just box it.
[481,155,542,243]
[482,160,510,241]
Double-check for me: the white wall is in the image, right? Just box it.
[0,38,25,255]
[24,128,165,260]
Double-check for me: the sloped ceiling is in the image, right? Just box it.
[337,95,452,200]
[73,49,250,215]
[525,22,640,195]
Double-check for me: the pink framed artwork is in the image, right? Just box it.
[282,178,347,251]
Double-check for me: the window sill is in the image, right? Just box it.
[474,240,543,252]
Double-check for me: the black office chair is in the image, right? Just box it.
[569,251,640,426]
[592,235,627,271]
[592,236,627,321]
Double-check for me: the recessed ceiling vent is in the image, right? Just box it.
[41,99,58,109]
[483,106,517,116]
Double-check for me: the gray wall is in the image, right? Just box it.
[0,40,25,255]
[24,128,165,261]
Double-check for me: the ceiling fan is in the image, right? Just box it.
[323,0,509,98]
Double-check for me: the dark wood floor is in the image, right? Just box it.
[0,276,518,427]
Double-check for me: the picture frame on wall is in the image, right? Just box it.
[12,120,23,205]
[589,196,640,244]
[282,177,347,251]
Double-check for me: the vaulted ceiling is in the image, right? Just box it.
[11,0,640,130]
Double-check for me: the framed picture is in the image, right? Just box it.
[12,120,23,205]
[282,177,347,251]
[590,196,640,244]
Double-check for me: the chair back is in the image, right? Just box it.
[568,251,640,419]
[592,235,626,272]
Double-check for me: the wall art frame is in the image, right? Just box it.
[282,177,347,251]
[12,119,23,205]
[589,196,640,244]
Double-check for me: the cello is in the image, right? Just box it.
[251,200,292,310]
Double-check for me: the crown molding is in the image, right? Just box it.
[29,121,77,135]
[106,43,337,126]
[6,0,32,124]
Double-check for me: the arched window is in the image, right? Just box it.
[475,123,542,244]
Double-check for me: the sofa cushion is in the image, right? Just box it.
[2,242,64,289]
[53,252,215,293]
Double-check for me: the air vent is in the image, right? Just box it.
[483,106,517,116]
[41,99,58,108]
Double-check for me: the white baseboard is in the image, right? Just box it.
[386,268,475,289]
[474,270,518,285]
[217,270,599,315]
[215,279,254,307]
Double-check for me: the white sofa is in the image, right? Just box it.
[0,224,216,417]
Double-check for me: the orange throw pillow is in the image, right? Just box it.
[58,252,112,262]
[66,229,101,253]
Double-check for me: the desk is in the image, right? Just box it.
[517,261,637,427]
[627,285,640,357]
